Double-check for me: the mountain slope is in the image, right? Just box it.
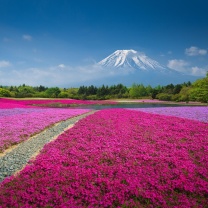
[98,49,166,71]
[96,49,199,86]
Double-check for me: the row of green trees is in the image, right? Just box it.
[0,74,207,102]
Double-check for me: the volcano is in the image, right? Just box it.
[96,50,199,86]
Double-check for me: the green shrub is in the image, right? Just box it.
[156,93,172,101]
[0,88,11,97]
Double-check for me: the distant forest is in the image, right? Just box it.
[0,74,208,103]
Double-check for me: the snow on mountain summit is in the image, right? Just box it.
[93,49,198,86]
[98,49,165,71]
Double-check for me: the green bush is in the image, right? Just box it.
[156,93,172,101]
[58,92,69,98]
[0,88,11,97]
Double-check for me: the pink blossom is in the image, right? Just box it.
[0,98,117,109]
[0,108,90,152]
[131,106,208,123]
[0,109,207,207]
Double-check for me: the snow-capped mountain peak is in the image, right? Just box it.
[98,49,165,71]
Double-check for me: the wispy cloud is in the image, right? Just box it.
[22,34,32,41]
[167,59,189,72]
[191,66,207,76]
[185,46,207,56]
[0,60,12,68]
[0,64,113,87]
[58,64,66,68]
[167,59,207,76]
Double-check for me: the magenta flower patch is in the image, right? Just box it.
[0,109,207,207]
[131,106,208,123]
[0,108,90,152]
[0,98,117,109]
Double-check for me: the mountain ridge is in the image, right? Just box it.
[98,49,167,71]
[95,49,200,86]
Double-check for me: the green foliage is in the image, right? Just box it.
[177,87,191,102]
[189,76,208,103]
[129,84,148,98]
[97,85,108,98]
[33,91,48,98]
[146,85,153,95]
[58,92,68,98]
[77,84,128,100]
[15,85,35,98]
[156,93,172,101]
[162,84,174,94]
[0,88,12,97]
[173,84,182,94]
[45,87,61,98]
[151,89,158,99]
[33,85,48,92]
[85,95,98,100]
[0,76,207,103]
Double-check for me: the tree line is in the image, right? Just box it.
[0,74,207,103]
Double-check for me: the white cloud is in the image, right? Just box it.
[185,46,207,56]
[0,64,113,87]
[22,34,32,41]
[191,66,207,76]
[0,60,11,68]
[167,59,189,73]
[167,59,207,76]
[58,64,66,68]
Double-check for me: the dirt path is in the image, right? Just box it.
[0,110,96,182]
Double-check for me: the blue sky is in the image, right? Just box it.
[0,0,208,87]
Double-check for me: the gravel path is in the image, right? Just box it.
[0,110,96,183]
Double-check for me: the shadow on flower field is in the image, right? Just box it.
[0,109,207,207]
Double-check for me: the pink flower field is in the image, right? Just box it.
[0,98,117,109]
[0,108,90,152]
[0,109,207,207]
[131,106,208,123]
